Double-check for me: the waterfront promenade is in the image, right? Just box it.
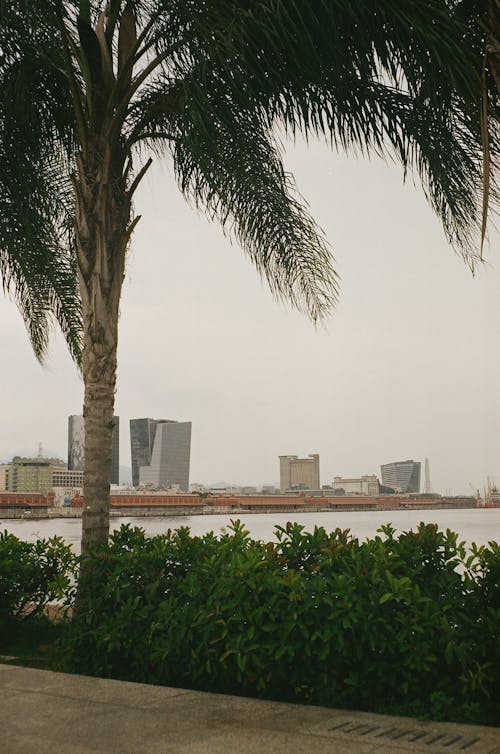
[2,664,499,753]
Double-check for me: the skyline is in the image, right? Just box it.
[0,442,459,494]
[1,137,499,495]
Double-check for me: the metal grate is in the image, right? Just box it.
[326,719,483,751]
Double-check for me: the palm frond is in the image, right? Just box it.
[0,144,82,363]
[172,0,495,261]
[167,108,338,322]
[0,5,82,362]
[1,0,497,357]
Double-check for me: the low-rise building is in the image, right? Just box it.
[6,457,81,495]
[52,469,84,487]
[52,486,83,507]
[331,475,380,496]
[190,483,208,494]
[8,457,57,495]
[208,485,241,495]
[261,485,278,494]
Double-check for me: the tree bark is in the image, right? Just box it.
[73,139,132,555]
[80,331,117,554]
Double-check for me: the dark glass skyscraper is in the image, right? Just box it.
[110,417,120,485]
[380,459,421,493]
[130,418,191,490]
[130,418,161,487]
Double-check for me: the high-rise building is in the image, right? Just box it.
[380,459,421,493]
[68,415,120,484]
[130,418,160,487]
[279,454,320,491]
[130,418,191,490]
[67,416,85,471]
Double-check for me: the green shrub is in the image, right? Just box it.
[0,530,76,629]
[63,522,499,724]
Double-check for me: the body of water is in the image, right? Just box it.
[1,508,498,554]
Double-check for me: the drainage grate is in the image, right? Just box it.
[326,719,483,751]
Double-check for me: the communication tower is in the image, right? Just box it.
[424,457,432,494]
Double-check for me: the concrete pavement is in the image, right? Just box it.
[1,664,499,753]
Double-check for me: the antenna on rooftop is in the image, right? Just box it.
[37,442,44,459]
[424,458,432,494]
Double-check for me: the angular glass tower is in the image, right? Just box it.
[380,459,421,493]
[130,418,191,490]
[130,418,161,487]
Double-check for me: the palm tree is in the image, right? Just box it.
[0,127,82,362]
[0,1,496,555]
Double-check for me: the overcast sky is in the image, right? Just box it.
[1,137,499,494]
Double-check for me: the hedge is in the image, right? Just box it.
[0,530,76,628]
[63,521,499,725]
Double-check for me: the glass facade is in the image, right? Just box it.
[110,416,120,485]
[130,418,159,487]
[130,418,191,491]
[380,460,421,493]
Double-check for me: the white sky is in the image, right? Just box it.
[1,137,499,494]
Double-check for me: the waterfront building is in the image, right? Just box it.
[7,457,66,495]
[279,454,320,492]
[380,459,421,493]
[52,485,83,507]
[331,475,380,496]
[130,418,191,491]
[190,483,208,494]
[130,418,158,487]
[68,415,119,484]
[209,485,241,494]
[52,469,85,487]
[0,464,10,491]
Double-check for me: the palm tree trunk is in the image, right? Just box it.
[73,141,132,555]
[80,309,118,554]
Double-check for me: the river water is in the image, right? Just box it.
[1,508,498,554]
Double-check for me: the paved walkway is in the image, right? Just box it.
[1,664,499,753]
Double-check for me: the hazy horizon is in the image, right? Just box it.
[1,137,499,495]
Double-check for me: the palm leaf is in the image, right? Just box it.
[166,107,338,322]
[172,0,494,260]
[0,4,82,362]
